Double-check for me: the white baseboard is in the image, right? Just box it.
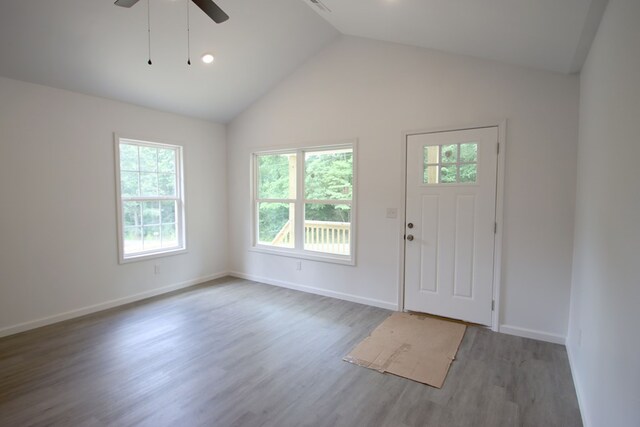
[0,272,228,338]
[499,324,566,345]
[229,271,398,311]
[566,341,589,427]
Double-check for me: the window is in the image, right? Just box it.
[253,144,355,264]
[423,143,478,184]
[115,137,185,262]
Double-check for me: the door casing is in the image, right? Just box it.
[397,121,507,332]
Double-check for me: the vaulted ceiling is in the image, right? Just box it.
[0,0,606,123]
[0,0,338,122]
[302,0,608,74]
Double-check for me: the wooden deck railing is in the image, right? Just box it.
[271,220,350,255]
[271,220,293,246]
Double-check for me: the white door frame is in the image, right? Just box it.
[397,121,507,332]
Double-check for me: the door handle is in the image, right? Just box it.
[406,235,414,241]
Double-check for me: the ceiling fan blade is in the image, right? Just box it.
[114,0,140,7]
[191,0,229,24]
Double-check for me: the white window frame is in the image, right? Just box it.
[114,134,187,264]
[250,141,357,266]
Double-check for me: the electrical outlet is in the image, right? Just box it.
[296,261,302,271]
[154,264,161,275]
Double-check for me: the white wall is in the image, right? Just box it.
[228,36,579,341]
[0,76,228,335]
[567,0,640,425]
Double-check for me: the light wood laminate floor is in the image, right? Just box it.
[0,277,582,427]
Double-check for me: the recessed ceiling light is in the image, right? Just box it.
[201,53,215,64]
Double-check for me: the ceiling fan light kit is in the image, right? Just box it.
[114,0,228,65]
[114,0,228,23]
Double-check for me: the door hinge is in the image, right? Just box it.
[497,142,500,155]
[494,222,497,234]
[492,300,495,311]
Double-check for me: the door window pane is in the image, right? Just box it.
[440,165,458,183]
[424,145,440,164]
[460,164,478,183]
[423,143,478,184]
[424,165,439,183]
[460,143,478,162]
[441,145,458,163]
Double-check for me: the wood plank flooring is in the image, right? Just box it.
[0,277,582,427]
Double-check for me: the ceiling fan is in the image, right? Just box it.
[114,0,229,24]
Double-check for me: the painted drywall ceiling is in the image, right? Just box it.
[0,0,338,122]
[303,0,608,74]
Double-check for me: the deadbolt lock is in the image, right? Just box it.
[407,223,414,229]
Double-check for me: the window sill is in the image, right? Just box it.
[119,247,188,264]
[249,245,355,266]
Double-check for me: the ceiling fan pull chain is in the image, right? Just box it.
[187,0,191,65]
[147,0,152,65]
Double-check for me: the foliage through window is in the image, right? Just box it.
[116,137,185,262]
[423,143,478,184]
[254,145,355,262]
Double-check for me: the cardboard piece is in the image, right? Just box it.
[343,312,466,388]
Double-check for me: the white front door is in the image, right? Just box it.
[404,127,498,326]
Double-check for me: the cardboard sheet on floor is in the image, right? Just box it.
[343,312,466,388]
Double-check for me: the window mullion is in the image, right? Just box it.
[123,197,180,201]
[456,144,460,182]
[136,146,142,196]
[255,198,295,204]
[251,154,257,247]
[294,149,305,251]
[304,199,352,206]
[177,148,182,199]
